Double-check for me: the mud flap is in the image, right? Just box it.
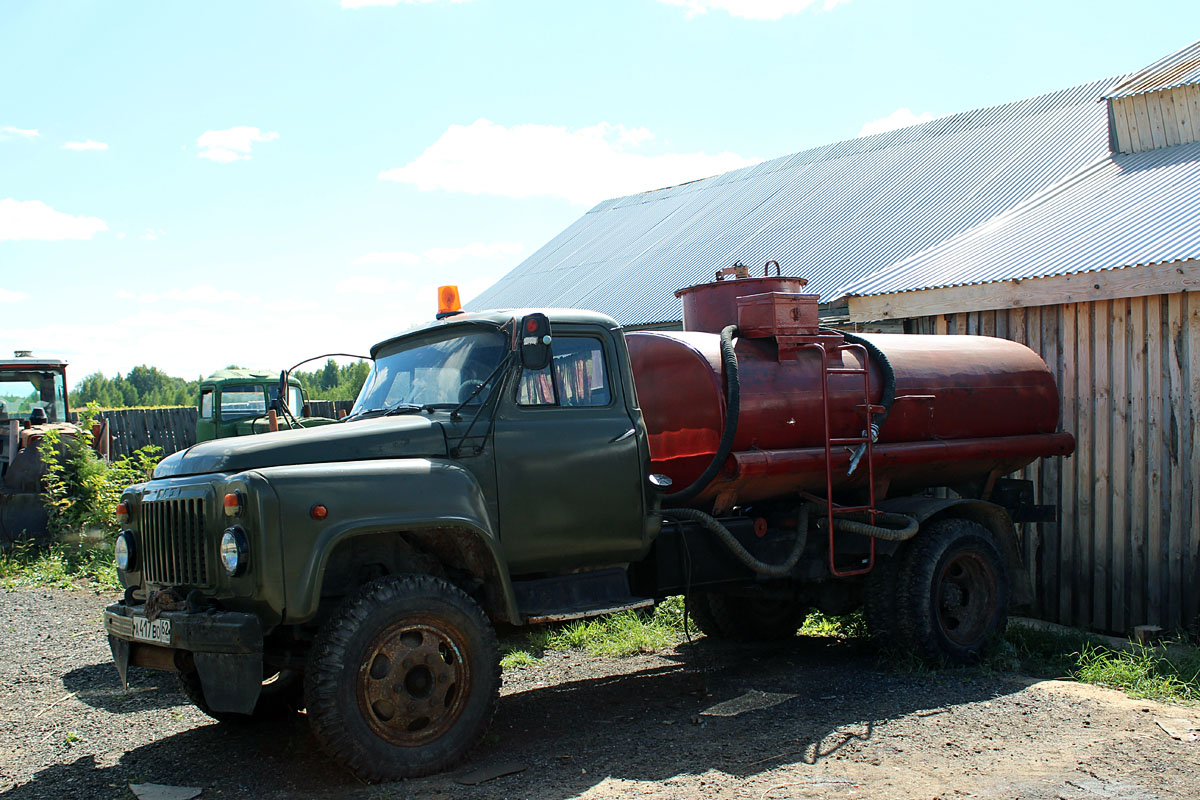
[107,634,130,690]
[194,652,263,714]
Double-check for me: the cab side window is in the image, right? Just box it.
[517,337,611,408]
[200,390,214,419]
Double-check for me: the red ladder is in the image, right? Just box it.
[796,339,881,578]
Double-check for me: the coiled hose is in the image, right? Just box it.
[665,505,809,578]
[819,510,919,541]
[667,505,918,578]
[663,324,740,507]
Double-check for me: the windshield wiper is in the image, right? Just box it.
[383,403,429,416]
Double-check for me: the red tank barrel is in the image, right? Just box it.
[629,277,1074,508]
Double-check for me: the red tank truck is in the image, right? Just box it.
[101,273,1074,780]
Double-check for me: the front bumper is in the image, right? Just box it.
[104,602,265,714]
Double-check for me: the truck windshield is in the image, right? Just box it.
[0,370,67,423]
[351,328,507,416]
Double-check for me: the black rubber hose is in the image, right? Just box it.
[663,324,740,507]
[819,511,919,541]
[665,505,810,578]
[833,329,896,435]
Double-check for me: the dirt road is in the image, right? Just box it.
[3,587,1199,800]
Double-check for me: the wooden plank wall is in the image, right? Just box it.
[305,400,355,419]
[1110,86,1200,153]
[908,291,1200,634]
[70,408,199,459]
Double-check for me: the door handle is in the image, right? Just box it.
[609,427,636,443]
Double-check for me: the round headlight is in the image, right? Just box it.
[114,531,136,571]
[220,527,248,576]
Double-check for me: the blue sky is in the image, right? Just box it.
[2,0,1198,385]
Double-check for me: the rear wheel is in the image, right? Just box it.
[686,591,808,641]
[863,555,900,648]
[897,518,1009,664]
[304,573,500,781]
[177,667,304,722]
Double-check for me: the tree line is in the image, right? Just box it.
[71,360,370,409]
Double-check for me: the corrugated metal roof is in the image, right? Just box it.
[838,140,1200,299]
[468,77,1122,325]
[1105,39,1200,99]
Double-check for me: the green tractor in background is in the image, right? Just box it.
[197,369,338,442]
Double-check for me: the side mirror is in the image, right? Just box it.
[518,313,553,371]
[275,370,289,413]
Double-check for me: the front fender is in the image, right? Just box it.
[877,496,1032,607]
[252,458,517,624]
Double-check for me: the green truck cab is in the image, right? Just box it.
[102,304,1040,781]
[196,369,337,442]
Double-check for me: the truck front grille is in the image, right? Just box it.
[140,498,211,587]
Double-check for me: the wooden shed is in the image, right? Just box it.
[840,41,1200,635]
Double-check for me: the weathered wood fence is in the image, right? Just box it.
[69,401,355,459]
[71,407,198,459]
[907,291,1200,635]
[306,400,355,419]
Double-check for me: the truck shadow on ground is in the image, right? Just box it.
[62,664,184,713]
[7,636,1024,800]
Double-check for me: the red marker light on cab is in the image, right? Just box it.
[310,504,328,521]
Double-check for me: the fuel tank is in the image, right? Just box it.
[627,278,1074,507]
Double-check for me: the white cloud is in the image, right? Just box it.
[62,139,109,151]
[9,273,507,383]
[0,126,38,141]
[353,250,421,266]
[380,119,758,206]
[858,108,939,137]
[0,289,29,303]
[341,0,472,7]
[116,285,250,304]
[116,232,127,240]
[0,198,108,241]
[659,0,848,20]
[139,228,166,241]
[353,241,523,267]
[196,126,280,163]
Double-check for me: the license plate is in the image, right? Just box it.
[132,615,171,645]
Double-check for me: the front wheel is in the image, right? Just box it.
[897,518,1009,664]
[304,573,500,782]
[177,667,304,722]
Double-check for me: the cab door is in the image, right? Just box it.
[492,331,648,576]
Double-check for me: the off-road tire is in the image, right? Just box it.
[177,667,304,722]
[863,554,901,648]
[685,591,808,641]
[897,518,1009,665]
[304,573,500,782]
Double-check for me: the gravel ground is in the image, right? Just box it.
[3,586,1200,800]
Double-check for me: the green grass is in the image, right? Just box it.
[0,540,120,591]
[500,597,688,669]
[799,610,867,639]
[1072,640,1200,702]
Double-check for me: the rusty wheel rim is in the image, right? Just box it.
[934,550,998,647]
[357,617,471,746]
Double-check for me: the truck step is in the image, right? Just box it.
[513,567,653,624]
[524,598,655,625]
